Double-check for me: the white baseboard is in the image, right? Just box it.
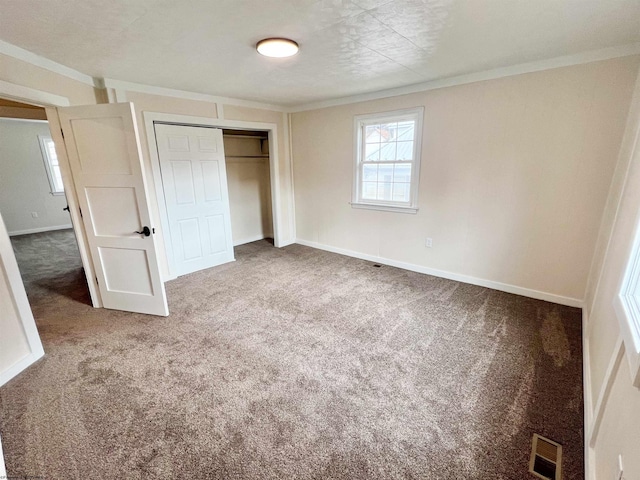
[233,234,267,247]
[8,224,72,237]
[295,238,584,308]
[0,350,44,388]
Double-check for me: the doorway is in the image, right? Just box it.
[0,102,90,306]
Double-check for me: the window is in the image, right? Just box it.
[38,135,64,195]
[352,107,423,213]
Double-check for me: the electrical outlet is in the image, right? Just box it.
[31,212,38,218]
[616,454,624,480]
[425,237,433,248]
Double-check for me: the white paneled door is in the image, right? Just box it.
[57,103,168,316]
[154,123,234,277]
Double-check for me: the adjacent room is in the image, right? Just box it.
[0,108,90,310]
[1,1,640,479]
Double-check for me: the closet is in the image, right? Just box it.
[222,130,273,246]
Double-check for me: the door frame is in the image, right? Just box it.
[143,111,283,280]
[0,80,102,307]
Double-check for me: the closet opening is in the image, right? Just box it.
[222,129,274,248]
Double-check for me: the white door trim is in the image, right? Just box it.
[0,80,101,308]
[143,111,283,280]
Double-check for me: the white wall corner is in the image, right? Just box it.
[284,111,297,242]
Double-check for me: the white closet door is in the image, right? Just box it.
[154,123,234,277]
[57,103,168,316]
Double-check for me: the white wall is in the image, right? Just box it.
[291,56,640,305]
[0,118,71,235]
[224,135,273,245]
[583,61,640,480]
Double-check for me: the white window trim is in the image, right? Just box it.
[352,107,424,214]
[614,212,640,388]
[38,134,64,196]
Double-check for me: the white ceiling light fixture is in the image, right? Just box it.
[256,38,299,58]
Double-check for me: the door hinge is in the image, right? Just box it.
[60,128,64,139]
[95,276,98,285]
[79,207,83,218]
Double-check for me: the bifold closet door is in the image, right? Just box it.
[154,123,234,277]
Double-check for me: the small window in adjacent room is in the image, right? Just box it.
[352,107,424,214]
[38,135,64,195]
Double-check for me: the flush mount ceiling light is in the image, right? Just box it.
[256,38,299,58]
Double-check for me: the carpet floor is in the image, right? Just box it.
[0,229,583,479]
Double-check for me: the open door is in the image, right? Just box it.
[56,103,168,316]
[0,213,44,386]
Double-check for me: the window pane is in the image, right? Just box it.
[377,182,393,201]
[392,183,410,202]
[394,163,412,182]
[362,182,377,200]
[365,142,380,161]
[379,141,397,161]
[46,140,59,165]
[396,141,414,161]
[378,165,394,182]
[365,125,381,143]
[52,166,64,192]
[380,122,397,141]
[363,164,378,181]
[397,121,415,141]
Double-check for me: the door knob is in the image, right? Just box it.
[135,226,151,237]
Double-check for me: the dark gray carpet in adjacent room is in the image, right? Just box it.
[1,229,583,479]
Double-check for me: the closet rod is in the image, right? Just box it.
[223,134,268,139]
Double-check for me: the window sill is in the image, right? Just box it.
[350,202,418,214]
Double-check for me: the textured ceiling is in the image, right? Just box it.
[0,0,639,106]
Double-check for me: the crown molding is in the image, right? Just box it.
[0,40,97,87]
[2,38,639,115]
[288,42,640,113]
[102,78,287,112]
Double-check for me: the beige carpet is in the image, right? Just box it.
[1,229,583,479]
